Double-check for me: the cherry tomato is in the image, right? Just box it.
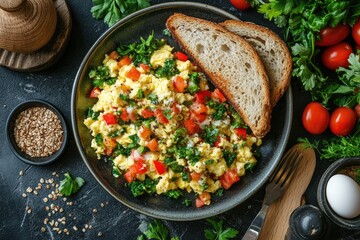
[321,42,352,70]
[172,75,187,93]
[126,67,141,81]
[141,108,154,119]
[302,102,330,134]
[103,113,117,125]
[330,107,357,136]
[184,119,201,135]
[220,169,240,189]
[190,172,203,181]
[139,126,151,140]
[212,88,227,103]
[154,109,169,124]
[174,51,188,61]
[117,55,132,67]
[195,90,211,104]
[315,24,350,47]
[153,160,166,175]
[146,138,158,152]
[89,87,101,98]
[230,0,251,11]
[108,51,119,60]
[352,19,360,46]
[355,104,360,118]
[195,197,205,208]
[234,128,247,140]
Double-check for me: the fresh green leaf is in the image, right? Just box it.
[143,220,169,240]
[87,107,100,120]
[117,32,165,66]
[188,72,200,94]
[59,172,85,197]
[155,59,180,78]
[166,190,182,199]
[201,126,219,145]
[223,150,236,167]
[204,218,239,240]
[91,0,151,27]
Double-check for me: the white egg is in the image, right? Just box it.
[326,174,360,219]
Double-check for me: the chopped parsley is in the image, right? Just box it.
[89,65,111,88]
[147,93,158,104]
[155,59,180,78]
[87,107,100,120]
[108,128,126,138]
[245,162,256,172]
[201,126,219,145]
[166,190,182,199]
[188,72,200,94]
[164,157,184,173]
[130,177,158,197]
[163,109,173,120]
[95,133,104,147]
[208,100,227,120]
[137,89,144,99]
[223,150,236,167]
[116,33,165,66]
[112,165,121,178]
[182,198,192,207]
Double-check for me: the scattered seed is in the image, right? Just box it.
[19,170,24,176]
[43,198,48,203]
[98,232,103,237]
[22,193,27,198]
[41,227,46,232]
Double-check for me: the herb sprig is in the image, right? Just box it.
[91,0,151,27]
[59,172,85,197]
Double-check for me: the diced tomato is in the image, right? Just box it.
[220,169,240,189]
[128,110,138,121]
[172,76,187,93]
[195,198,205,208]
[132,159,147,174]
[190,172,203,181]
[190,111,207,123]
[108,51,119,60]
[139,126,152,140]
[212,89,226,103]
[174,51,188,61]
[153,160,166,175]
[190,103,207,115]
[131,149,145,162]
[142,108,154,118]
[184,119,200,135]
[126,67,141,81]
[171,102,180,114]
[199,192,211,205]
[234,128,247,140]
[89,87,101,98]
[214,136,221,148]
[120,110,129,122]
[103,138,117,156]
[124,159,147,183]
[146,138,158,152]
[140,63,150,72]
[124,171,135,183]
[118,55,132,67]
[103,113,117,125]
[195,90,211,104]
[121,84,131,93]
[154,109,169,124]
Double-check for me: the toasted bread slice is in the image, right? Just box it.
[166,13,271,137]
[220,20,292,107]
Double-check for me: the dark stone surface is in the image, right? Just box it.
[0,0,359,239]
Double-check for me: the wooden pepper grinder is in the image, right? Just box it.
[0,0,57,53]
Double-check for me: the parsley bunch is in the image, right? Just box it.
[249,0,360,107]
[204,218,239,240]
[91,0,151,27]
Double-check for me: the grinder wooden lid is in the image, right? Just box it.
[0,0,57,53]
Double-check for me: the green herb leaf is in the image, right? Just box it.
[155,59,180,78]
[166,190,182,199]
[59,172,85,197]
[117,32,164,66]
[188,72,200,94]
[223,150,236,167]
[204,218,239,240]
[143,220,169,240]
[91,0,151,27]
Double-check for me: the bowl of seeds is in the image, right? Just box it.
[6,100,68,165]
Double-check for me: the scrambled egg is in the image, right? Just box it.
[84,41,261,206]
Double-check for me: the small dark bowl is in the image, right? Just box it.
[317,157,360,230]
[6,100,68,165]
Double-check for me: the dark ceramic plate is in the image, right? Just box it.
[71,2,292,221]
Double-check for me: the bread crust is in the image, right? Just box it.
[220,20,292,107]
[166,13,271,137]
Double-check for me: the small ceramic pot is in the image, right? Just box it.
[317,157,360,230]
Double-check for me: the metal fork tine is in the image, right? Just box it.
[281,152,302,189]
[269,148,296,183]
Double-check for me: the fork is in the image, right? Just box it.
[242,147,303,240]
